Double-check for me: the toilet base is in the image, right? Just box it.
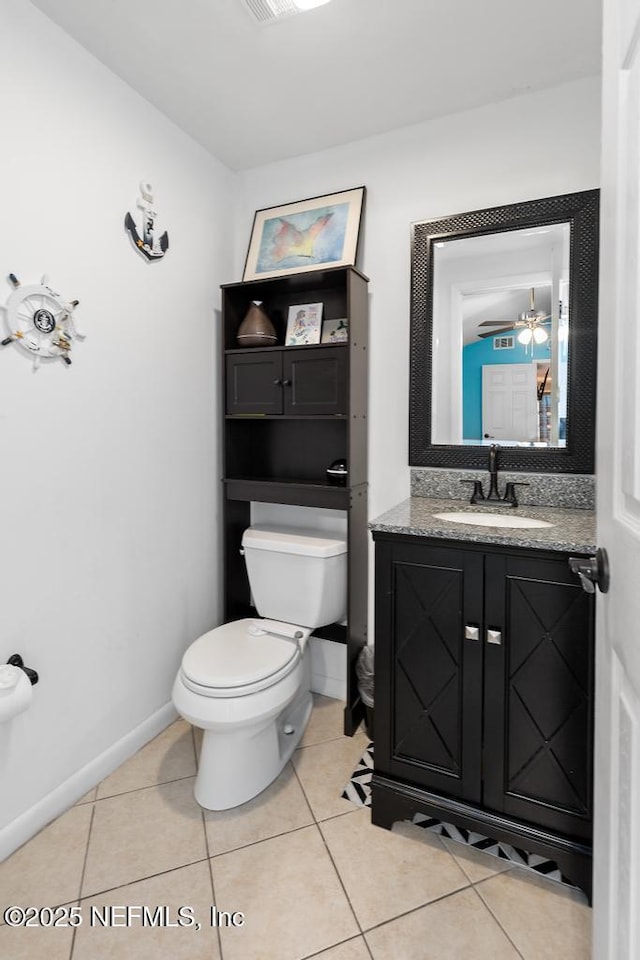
[194,685,313,810]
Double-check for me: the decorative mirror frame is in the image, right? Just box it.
[409,189,599,473]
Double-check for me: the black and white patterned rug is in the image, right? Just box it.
[341,742,576,889]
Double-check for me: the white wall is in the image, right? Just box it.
[0,0,234,852]
[236,77,602,527]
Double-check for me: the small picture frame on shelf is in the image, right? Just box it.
[321,318,349,343]
[285,302,323,346]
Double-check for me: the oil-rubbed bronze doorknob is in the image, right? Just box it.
[568,548,610,594]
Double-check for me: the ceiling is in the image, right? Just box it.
[29,0,602,171]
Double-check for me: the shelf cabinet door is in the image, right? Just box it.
[483,553,594,840]
[374,539,484,803]
[283,347,347,416]
[226,352,283,415]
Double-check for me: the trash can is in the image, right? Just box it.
[356,645,374,740]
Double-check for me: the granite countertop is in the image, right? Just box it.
[369,497,596,554]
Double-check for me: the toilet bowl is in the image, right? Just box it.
[172,525,347,810]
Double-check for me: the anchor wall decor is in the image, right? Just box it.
[124,181,169,262]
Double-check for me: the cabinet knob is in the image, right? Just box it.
[464,625,479,641]
[486,629,502,645]
[281,378,291,386]
[273,378,282,385]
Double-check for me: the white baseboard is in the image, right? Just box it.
[311,673,346,700]
[0,702,177,863]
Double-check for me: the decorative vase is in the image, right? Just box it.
[237,301,278,348]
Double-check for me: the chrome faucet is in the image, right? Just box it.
[459,443,528,508]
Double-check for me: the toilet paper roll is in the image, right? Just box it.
[0,664,33,722]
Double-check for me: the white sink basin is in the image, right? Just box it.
[432,511,553,530]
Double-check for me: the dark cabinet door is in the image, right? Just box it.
[226,347,347,417]
[483,553,594,840]
[283,347,347,416]
[375,540,484,803]
[226,352,283,415]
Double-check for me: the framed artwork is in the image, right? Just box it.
[321,318,348,343]
[243,187,366,281]
[285,303,323,346]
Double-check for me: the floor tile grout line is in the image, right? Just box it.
[438,835,518,886]
[208,820,318,861]
[69,801,96,959]
[362,931,376,959]
[301,933,374,960]
[0,825,331,934]
[319,801,484,942]
[358,877,473,937]
[441,836,581,896]
[315,816,370,940]
[74,791,97,806]
[290,757,320,824]
[201,805,224,960]
[470,882,527,960]
[292,734,369,827]
[72,856,212,905]
[296,731,352,751]
[292,741,373,947]
[316,807,361,825]
[93,772,197,804]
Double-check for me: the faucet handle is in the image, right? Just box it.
[502,481,529,507]
[460,479,485,503]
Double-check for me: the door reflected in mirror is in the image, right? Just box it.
[431,223,570,447]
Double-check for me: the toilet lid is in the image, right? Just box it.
[181,619,299,691]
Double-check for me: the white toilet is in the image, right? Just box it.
[172,524,347,810]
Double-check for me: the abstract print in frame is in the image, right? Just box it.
[243,187,365,281]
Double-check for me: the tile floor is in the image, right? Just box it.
[0,695,592,959]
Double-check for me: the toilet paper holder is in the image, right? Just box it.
[6,654,38,685]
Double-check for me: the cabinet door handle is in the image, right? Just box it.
[464,625,479,641]
[486,629,502,645]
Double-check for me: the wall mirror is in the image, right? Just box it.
[409,190,599,473]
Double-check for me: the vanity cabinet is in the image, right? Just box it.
[221,266,369,735]
[371,531,595,896]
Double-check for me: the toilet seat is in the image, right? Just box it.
[180,619,301,699]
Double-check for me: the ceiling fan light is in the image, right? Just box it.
[533,326,548,344]
[517,328,533,345]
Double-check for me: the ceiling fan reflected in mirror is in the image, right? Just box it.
[477,287,551,344]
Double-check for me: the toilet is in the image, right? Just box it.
[172,524,347,810]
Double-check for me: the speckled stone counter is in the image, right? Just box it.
[370,497,596,554]
[410,468,595,510]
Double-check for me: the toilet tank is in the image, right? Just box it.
[242,525,347,628]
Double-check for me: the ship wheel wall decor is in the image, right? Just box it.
[1,273,85,369]
[124,181,169,262]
